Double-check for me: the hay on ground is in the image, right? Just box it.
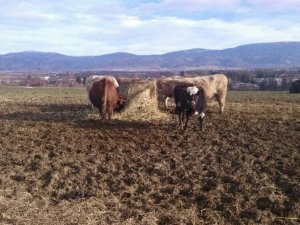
[115,79,171,121]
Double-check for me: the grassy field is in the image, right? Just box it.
[0,86,299,225]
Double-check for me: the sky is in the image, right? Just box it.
[1,0,300,56]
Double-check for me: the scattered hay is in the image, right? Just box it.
[0,190,117,225]
[115,80,171,122]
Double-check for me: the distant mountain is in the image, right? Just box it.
[1,42,300,72]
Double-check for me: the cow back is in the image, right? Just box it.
[89,79,120,110]
[86,75,119,91]
[192,74,228,99]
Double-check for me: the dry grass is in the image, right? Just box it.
[115,80,171,122]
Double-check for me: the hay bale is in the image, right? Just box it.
[116,80,171,121]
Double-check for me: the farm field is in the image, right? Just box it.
[0,86,299,225]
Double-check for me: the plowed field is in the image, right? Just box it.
[0,87,299,225]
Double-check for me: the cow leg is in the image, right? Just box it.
[199,117,204,132]
[87,93,94,109]
[87,96,91,108]
[178,111,182,128]
[178,110,186,130]
[165,97,169,109]
[183,114,190,131]
[108,111,113,120]
[99,109,105,120]
[182,111,185,129]
[197,112,205,132]
[217,94,226,114]
[182,111,188,130]
[100,111,106,120]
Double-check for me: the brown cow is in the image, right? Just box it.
[174,84,207,131]
[86,75,119,109]
[158,74,228,113]
[89,78,125,120]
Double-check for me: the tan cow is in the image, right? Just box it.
[157,77,189,109]
[157,74,228,113]
[192,74,228,114]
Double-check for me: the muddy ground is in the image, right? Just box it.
[0,87,299,225]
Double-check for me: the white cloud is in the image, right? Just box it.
[248,0,300,10]
[138,0,240,12]
[0,0,300,55]
[85,16,300,54]
[120,16,143,28]
[1,14,300,55]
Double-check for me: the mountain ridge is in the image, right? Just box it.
[1,42,300,71]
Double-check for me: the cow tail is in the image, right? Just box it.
[102,79,108,116]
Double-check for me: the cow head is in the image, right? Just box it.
[115,95,126,112]
[186,86,207,119]
[186,86,199,96]
[185,86,200,112]
[194,87,207,130]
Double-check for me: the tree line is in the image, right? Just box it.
[184,69,300,91]
[72,68,300,92]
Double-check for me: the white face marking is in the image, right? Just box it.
[191,101,196,105]
[194,111,199,115]
[199,112,205,118]
[186,86,199,96]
